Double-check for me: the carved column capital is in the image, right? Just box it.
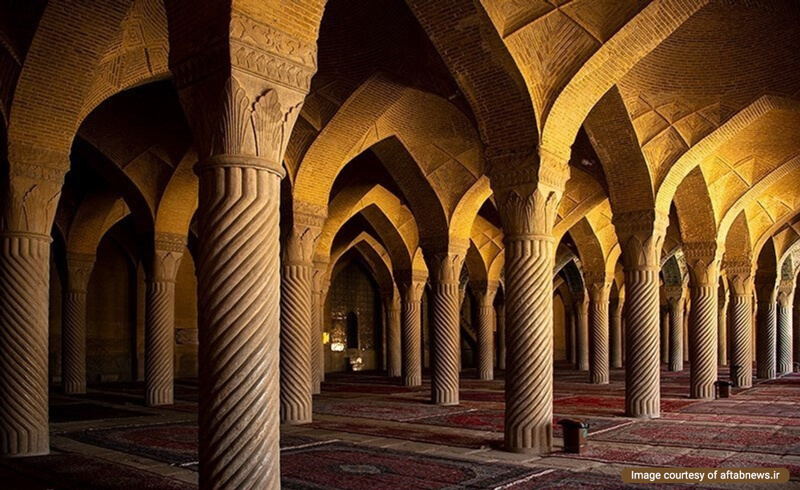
[471,280,499,307]
[755,270,778,303]
[4,145,68,236]
[724,259,754,296]
[424,242,467,286]
[777,279,795,308]
[282,217,323,267]
[683,241,723,287]
[584,272,612,303]
[66,253,96,293]
[613,209,668,271]
[398,279,426,304]
[665,285,684,302]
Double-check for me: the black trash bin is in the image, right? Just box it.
[558,418,589,454]
[715,380,733,399]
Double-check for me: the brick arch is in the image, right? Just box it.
[568,218,605,278]
[405,0,536,152]
[451,177,492,242]
[67,192,130,256]
[719,157,800,244]
[724,212,752,265]
[533,0,710,162]
[553,167,607,240]
[317,184,419,267]
[465,242,488,284]
[330,232,396,297]
[584,87,654,215]
[673,166,717,243]
[7,0,136,169]
[655,96,800,215]
[293,73,480,237]
[78,0,171,126]
[154,149,198,236]
[756,236,778,277]
[470,215,504,284]
[342,203,416,276]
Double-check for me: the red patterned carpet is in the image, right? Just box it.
[5,365,798,488]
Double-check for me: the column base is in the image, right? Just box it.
[404,376,421,387]
[478,371,493,381]
[63,384,86,395]
[432,391,459,406]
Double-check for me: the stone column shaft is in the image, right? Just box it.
[427,249,466,405]
[280,255,314,423]
[794,289,800,369]
[575,296,589,371]
[491,180,562,455]
[145,237,184,406]
[400,280,425,386]
[730,293,753,387]
[688,284,718,399]
[777,284,794,374]
[473,283,497,381]
[387,295,402,377]
[684,244,722,400]
[0,233,51,456]
[496,303,506,370]
[718,293,729,366]
[615,210,667,419]
[609,298,623,368]
[667,289,684,372]
[587,277,611,384]
[756,278,778,380]
[62,253,95,395]
[660,307,669,364]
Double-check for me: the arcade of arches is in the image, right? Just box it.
[1,1,800,489]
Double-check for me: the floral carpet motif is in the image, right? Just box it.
[281,442,538,489]
[311,420,501,449]
[593,420,800,455]
[50,402,154,423]
[553,395,698,417]
[680,400,800,418]
[313,397,471,422]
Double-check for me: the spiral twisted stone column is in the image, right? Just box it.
[427,249,466,405]
[194,156,285,489]
[387,294,402,377]
[755,276,778,380]
[614,210,667,419]
[610,298,623,368]
[400,279,425,387]
[794,290,800,370]
[660,308,669,364]
[310,268,323,394]
[730,292,753,387]
[666,289,684,372]
[575,295,589,371]
[496,303,506,370]
[473,282,497,381]
[280,222,320,424]
[718,291,729,366]
[587,279,611,384]
[0,233,51,456]
[688,284,718,399]
[503,235,555,452]
[144,238,184,406]
[62,253,95,395]
[777,285,794,375]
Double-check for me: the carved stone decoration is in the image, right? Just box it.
[473,281,498,381]
[195,159,283,489]
[496,303,506,370]
[426,249,467,405]
[755,273,778,380]
[726,261,753,387]
[776,281,795,375]
[399,279,425,387]
[310,263,326,392]
[587,279,611,384]
[660,307,670,364]
[386,293,402,378]
[718,288,730,367]
[610,298,624,368]
[794,288,800,370]
[491,178,563,455]
[613,209,668,418]
[575,294,589,371]
[666,287,685,372]
[280,221,320,424]
[0,233,51,457]
[145,244,184,407]
[62,253,96,395]
[684,245,722,400]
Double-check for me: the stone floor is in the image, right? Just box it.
[2,363,800,489]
